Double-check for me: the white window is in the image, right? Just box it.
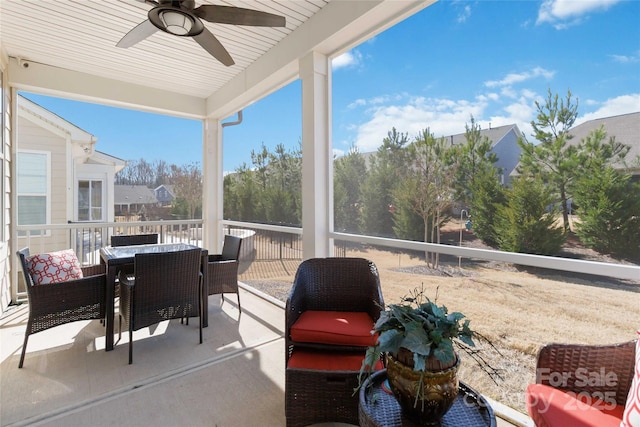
[17,151,50,235]
[78,179,104,221]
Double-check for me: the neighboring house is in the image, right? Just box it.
[16,95,125,254]
[114,185,158,216]
[154,184,175,206]
[566,112,640,180]
[447,123,524,187]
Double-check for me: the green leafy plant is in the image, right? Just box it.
[358,286,501,389]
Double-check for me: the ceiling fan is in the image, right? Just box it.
[117,0,286,66]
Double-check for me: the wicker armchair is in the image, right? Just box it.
[285,257,384,427]
[16,247,106,368]
[118,248,203,364]
[205,235,242,312]
[526,340,636,427]
[285,257,384,356]
[110,233,159,247]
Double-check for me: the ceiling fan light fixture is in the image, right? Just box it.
[123,3,286,66]
[160,10,193,36]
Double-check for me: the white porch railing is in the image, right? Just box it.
[222,219,638,280]
[14,219,638,300]
[330,232,639,281]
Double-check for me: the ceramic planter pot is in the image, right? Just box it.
[385,348,460,426]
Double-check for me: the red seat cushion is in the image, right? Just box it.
[288,349,383,371]
[290,310,376,347]
[526,383,625,427]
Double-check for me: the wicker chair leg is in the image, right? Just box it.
[18,333,29,368]
[199,296,203,344]
[221,293,242,313]
[128,328,133,364]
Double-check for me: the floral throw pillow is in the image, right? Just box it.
[26,249,83,285]
[621,330,640,427]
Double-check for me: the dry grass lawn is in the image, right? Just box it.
[241,233,639,414]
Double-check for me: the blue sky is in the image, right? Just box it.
[23,0,640,172]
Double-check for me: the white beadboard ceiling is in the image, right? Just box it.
[1,0,433,118]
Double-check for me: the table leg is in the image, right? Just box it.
[105,264,117,351]
[201,251,208,328]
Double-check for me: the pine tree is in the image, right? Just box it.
[360,128,408,237]
[572,127,639,260]
[517,89,580,231]
[334,146,367,233]
[468,166,505,248]
[393,128,456,266]
[453,116,498,208]
[453,116,503,247]
[496,176,565,255]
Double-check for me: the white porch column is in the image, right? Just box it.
[300,51,333,259]
[202,117,223,253]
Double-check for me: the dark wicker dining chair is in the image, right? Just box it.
[16,247,106,368]
[118,247,203,364]
[110,234,160,290]
[205,235,242,312]
[110,233,158,247]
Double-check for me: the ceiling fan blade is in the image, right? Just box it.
[194,5,286,27]
[117,19,158,48]
[193,28,235,66]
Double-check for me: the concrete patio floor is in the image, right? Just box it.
[1,285,526,427]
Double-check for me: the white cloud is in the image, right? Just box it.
[346,80,572,151]
[347,94,402,110]
[332,148,346,159]
[352,96,489,153]
[457,5,471,23]
[332,50,362,70]
[345,63,638,154]
[500,87,518,99]
[485,67,555,88]
[576,93,640,125]
[610,51,640,64]
[537,0,621,28]
[347,99,367,109]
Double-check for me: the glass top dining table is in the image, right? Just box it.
[100,242,208,351]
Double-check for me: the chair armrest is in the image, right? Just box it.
[27,273,107,319]
[285,279,308,328]
[208,259,236,267]
[208,254,226,262]
[81,264,106,277]
[535,340,636,405]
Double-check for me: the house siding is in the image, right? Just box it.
[0,60,10,313]
[490,127,522,187]
[17,116,70,254]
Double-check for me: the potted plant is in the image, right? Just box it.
[359,286,500,426]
